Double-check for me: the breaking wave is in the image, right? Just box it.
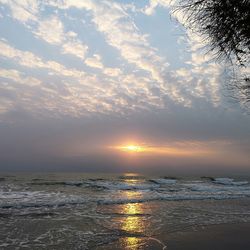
[1,176,250,210]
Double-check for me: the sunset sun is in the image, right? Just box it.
[112,144,146,153]
[119,145,145,152]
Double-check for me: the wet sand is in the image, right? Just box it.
[164,222,250,250]
[96,222,250,249]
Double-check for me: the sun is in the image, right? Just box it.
[119,145,145,152]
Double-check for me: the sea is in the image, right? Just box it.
[1,172,250,249]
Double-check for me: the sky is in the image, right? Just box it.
[0,0,249,174]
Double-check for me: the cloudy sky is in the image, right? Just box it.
[0,0,249,174]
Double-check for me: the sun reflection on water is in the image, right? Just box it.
[122,202,144,232]
[120,190,145,249]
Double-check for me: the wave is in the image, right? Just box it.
[1,191,250,209]
[30,181,84,186]
[26,177,249,190]
[85,180,158,190]
[0,191,88,209]
[200,176,216,181]
[149,178,177,184]
[29,179,155,190]
[213,178,248,186]
[98,193,250,205]
[1,177,250,209]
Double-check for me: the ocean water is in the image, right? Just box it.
[1,173,250,249]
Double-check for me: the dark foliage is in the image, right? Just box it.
[178,0,250,65]
[226,69,250,108]
[177,0,250,105]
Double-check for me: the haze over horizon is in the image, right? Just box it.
[0,0,249,174]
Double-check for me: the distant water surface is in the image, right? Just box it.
[1,173,250,249]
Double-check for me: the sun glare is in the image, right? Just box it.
[120,145,145,152]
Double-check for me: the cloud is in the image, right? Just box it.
[0,68,41,86]
[34,16,64,45]
[0,0,38,22]
[0,0,240,120]
[144,1,223,106]
[0,41,167,117]
[47,0,201,109]
[0,41,86,78]
[103,67,121,77]
[85,54,103,69]
[1,1,89,61]
[0,98,14,115]
[62,40,88,60]
[34,15,89,61]
[144,0,175,15]
[34,16,89,60]
[88,2,166,82]
[0,40,45,67]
